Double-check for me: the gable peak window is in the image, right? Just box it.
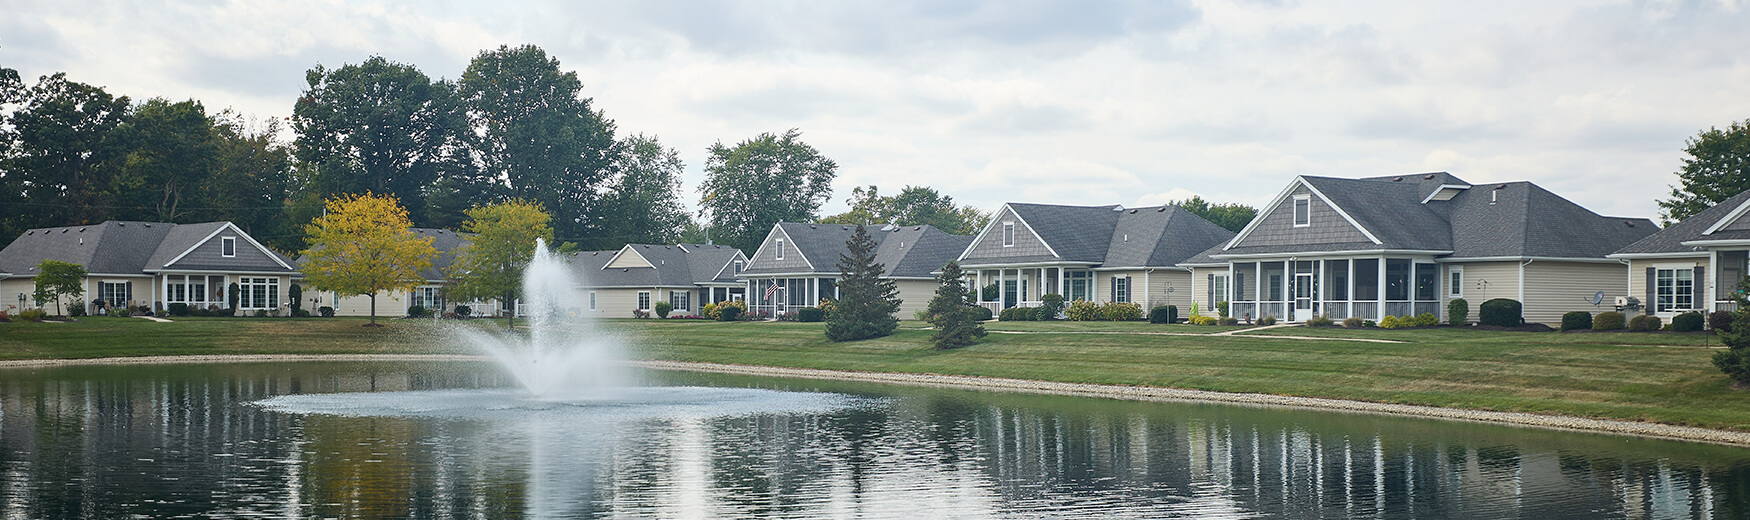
[733,260,744,273]
[775,238,784,260]
[1003,222,1015,247]
[1292,195,1311,228]
[222,236,236,257]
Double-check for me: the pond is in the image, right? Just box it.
[2,361,1747,519]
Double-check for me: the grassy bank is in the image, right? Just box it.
[4,316,1746,432]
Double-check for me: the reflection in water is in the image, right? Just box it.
[1,362,1748,518]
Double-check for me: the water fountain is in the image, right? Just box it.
[461,237,624,396]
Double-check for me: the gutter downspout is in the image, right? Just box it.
[1519,259,1533,324]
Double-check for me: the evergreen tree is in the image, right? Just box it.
[1715,276,1750,385]
[826,224,900,342]
[926,260,986,349]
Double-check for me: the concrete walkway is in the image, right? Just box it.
[980,322,1406,343]
[133,315,174,323]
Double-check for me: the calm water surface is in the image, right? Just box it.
[2,361,1749,519]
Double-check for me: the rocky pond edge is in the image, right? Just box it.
[5,354,1748,448]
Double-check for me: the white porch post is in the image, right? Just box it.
[1057,267,1065,298]
[1377,255,1387,320]
[1347,259,1355,318]
[1710,249,1720,313]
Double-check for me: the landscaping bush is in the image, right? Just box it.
[717,300,746,322]
[1037,294,1065,321]
[652,301,672,319]
[454,305,471,318]
[1627,315,1656,332]
[1149,305,1176,324]
[1219,317,1239,326]
[1560,311,1593,331]
[19,308,47,321]
[1711,310,1735,333]
[113,307,132,317]
[1257,315,1277,326]
[1478,298,1523,327]
[1306,314,1334,327]
[1448,298,1469,325]
[1413,313,1438,327]
[631,308,650,319]
[1593,311,1625,331]
[0,311,8,322]
[776,311,799,322]
[970,306,993,321]
[318,306,335,318]
[1342,316,1364,328]
[1216,301,1229,318]
[1363,320,1377,327]
[1672,312,1705,332]
[1379,315,1405,329]
[254,309,268,318]
[981,284,999,303]
[797,307,825,322]
[703,303,720,320]
[294,309,311,317]
[1100,302,1143,321]
[1066,300,1100,321]
[1190,315,1217,325]
[168,303,189,317]
[288,284,303,316]
[1000,306,1038,321]
[817,298,836,320]
[407,305,431,318]
[68,303,87,317]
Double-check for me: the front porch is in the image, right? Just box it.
[746,277,838,317]
[966,265,1100,313]
[1223,258,1443,323]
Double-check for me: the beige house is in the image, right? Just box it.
[308,228,479,317]
[1608,188,1750,319]
[0,221,298,315]
[1180,173,1656,325]
[739,223,972,319]
[565,243,747,318]
[955,203,1235,314]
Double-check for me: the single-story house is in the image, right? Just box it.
[1180,172,1657,325]
[1608,188,1750,319]
[0,220,299,315]
[739,223,973,318]
[307,228,477,317]
[564,243,747,318]
[955,202,1236,313]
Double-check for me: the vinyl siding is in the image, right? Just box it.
[1136,269,1193,311]
[1522,262,1631,325]
[1444,261,1521,322]
[746,230,812,272]
[1627,258,1710,319]
[892,279,938,318]
[1189,266,1227,316]
[962,207,1054,262]
[1234,185,1371,249]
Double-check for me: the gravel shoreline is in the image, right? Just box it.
[6,354,1748,447]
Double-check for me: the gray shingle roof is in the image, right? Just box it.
[568,243,747,288]
[741,223,973,278]
[0,220,295,277]
[1613,189,1750,256]
[961,203,1235,269]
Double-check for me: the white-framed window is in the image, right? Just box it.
[221,237,236,257]
[733,260,744,273]
[1212,274,1230,307]
[1292,195,1311,227]
[638,291,651,311]
[775,239,784,260]
[166,275,187,303]
[1448,265,1463,298]
[670,291,690,312]
[589,291,597,310]
[100,281,133,307]
[1113,276,1131,303]
[238,277,279,310]
[1656,268,1694,313]
[410,286,442,311]
[1003,222,1015,247]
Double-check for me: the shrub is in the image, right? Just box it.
[717,300,746,322]
[703,303,720,320]
[113,306,132,317]
[969,306,993,321]
[1306,314,1334,327]
[1037,294,1065,321]
[817,298,836,318]
[651,301,671,319]
[1711,311,1735,333]
[1478,298,1523,327]
[1560,311,1593,331]
[1217,301,1229,318]
[294,309,311,317]
[68,302,87,317]
[776,311,799,322]
[797,307,825,322]
[318,306,336,318]
[1342,316,1364,328]
[1379,315,1404,329]
[1066,300,1100,321]
[1627,315,1653,332]
[1257,315,1277,326]
[1672,312,1705,332]
[632,308,650,319]
[1593,311,1625,331]
[1447,298,1469,325]
[407,305,431,318]
[1000,306,1038,321]
[1100,302,1143,321]
[288,284,303,316]
[981,284,999,303]
[0,310,8,322]
[20,308,47,321]
[1413,313,1439,327]
[1219,317,1239,326]
[167,303,189,317]
[1149,305,1175,324]
[455,305,471,318]
[1190,315,1218,325]
[254,309,268,318]
[1363,320,1377,328]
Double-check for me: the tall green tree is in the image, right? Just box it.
[593,133,690,249]
[822,185,989,235]
[292,57,468,229]
[447,200,553,330]
[32,259,87,316]
[203,113,295,250]
[926,260,986,349]
[1659,119,1750,225]
[456,44,618,246]
[698,129,837,254]
[300,193,437,326]
[1169,196,1258,233]
[0,72,131,235]
[825,224,900,342]
[106,98,217,222]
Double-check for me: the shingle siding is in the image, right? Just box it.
[1236,185,1372,249]
[166,234,285,271]
[747,230,813,272]
[963,208,1053,262]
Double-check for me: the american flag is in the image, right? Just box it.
[763,281,779,301]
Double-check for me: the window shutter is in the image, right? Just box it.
[126,281,133,303]
[1645,267,1655,316]
[1207,274,1215,308]
[1695,268,1707,312]
[1110,277,1117,303]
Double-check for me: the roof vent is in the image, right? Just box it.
[143,223,151,227]
[1424,174,1435,180]
[809,225,816,229]
[118,222,125,226]
[61,229,67,233]
[913,226,921,231]
[1392,177,1403,182]
[25,231,31,235]
[842,227,849,231]
[1156,207,1166,212]
[1495,184,1506,189]
[1112,205,1125,211]
[622,268,628,272]
[1624,221,1635,227]
[1129,209,1137,214]
[79,228,85,232]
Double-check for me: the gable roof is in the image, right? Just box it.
[959,202,1235,268]
[0,221,295,277]
[742,222,974,278]
[569,243,749,288]
[1612,189,1750,256]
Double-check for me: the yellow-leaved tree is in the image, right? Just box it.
[447,200,553,330]
[300,192,437,326]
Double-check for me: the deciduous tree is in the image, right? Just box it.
[822,185,989,235]
[594,133,689,249]
[926,260,986,349]
[32,259,86,316]
[299,193,436,326]
[447,200,553,330]
[106,98,217,222]
[0,72,131,235]
[825,224,899,342]
[1659,119,1750,225]
[698,129,837,254]
[1169,196,1257,233]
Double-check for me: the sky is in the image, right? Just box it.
[4,0,1748,223]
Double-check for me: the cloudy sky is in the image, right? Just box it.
[5,0,1748,222]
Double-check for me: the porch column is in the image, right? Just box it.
[1377,255,1387,320]
[1057,267,1065,298]
[1347,258,1355,318]
[1711,249,1720,313]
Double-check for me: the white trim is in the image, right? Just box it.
[775,238,785,260]
[956,204,1063,261]
[1608,251,1711,260]
[1292,194,1311,228]
[221,236,236,258]
[153,268,298,275]
[1212,249,1452,260]
[602,244,653,270]
[1225,177,1382,250]
[1439,256,1625,264]
[1448,264,1463,298]
[1002,221,1015,247]
[1703,198,1750,235]
[163,222,293,270]
[1419,184,1473,204]
[710,252,750,281]
[1682,239,1750,247]
[744,225,816,272]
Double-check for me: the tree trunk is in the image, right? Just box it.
[505,291,515,331]
[368,293,377,326]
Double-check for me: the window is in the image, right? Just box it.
[775,239,784,260]
[638,291,651,311]
[1324,260,1348,300]
[189,277,207,303]
[1414,263,1438,301]
[733,260,744,274]
[1385,259,1411,301]
[238,277,279,310]
[1657,268,1694,313]
[1003,222,1015,247]
[589,291,597,310]
[1448,266,1464,298]
[221,237,236,257]
[100,281,132,307]
[670,291,689,312]
[1211,274,1229,306]
[1113,276,1131,303]
[167,275,187,303]
[1352,259,1379,301]
[1292,195,1311,227]
[1068,271,1092,301]
[410,286,442,311]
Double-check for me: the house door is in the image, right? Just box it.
[1003,280,1018,309]
[1294,272,1314,322]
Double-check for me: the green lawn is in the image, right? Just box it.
[4,316,1748,431]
